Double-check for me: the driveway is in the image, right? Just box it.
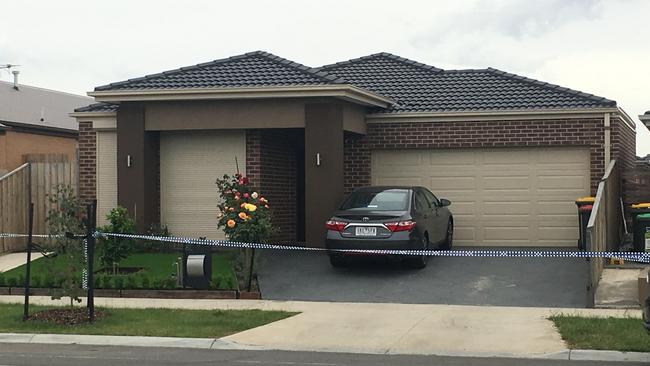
[257,248,589,308]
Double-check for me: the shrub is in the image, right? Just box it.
[94,275,102,289]
[162,278,176,290]
[113,276,125,290]
[152,279,164,289]
[7,277,17,287]
[0,274,5,287]
[125,275,138,289]
[101,276,112,289]
[141,276,151,289]
[99,207,136,270]
[17,274,25,286]
[31,275,42,288]
[43,276,55,288]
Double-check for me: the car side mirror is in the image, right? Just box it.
[439,198,451,207]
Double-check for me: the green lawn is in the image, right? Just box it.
[0,251,238,290]
[551,315,650,352]
[0,303,296,338]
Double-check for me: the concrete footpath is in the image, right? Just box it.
[0,295,645,362]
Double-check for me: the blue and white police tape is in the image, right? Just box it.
[95,231,650,263]
[0,233,60,239]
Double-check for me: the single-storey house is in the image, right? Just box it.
[71,51,639,247]
[0,77,90,174]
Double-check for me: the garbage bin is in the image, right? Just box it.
[634,213,650,253]
[631,203,650,252]
[575,196,595,251]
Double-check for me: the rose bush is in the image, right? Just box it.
[216,173,273,243]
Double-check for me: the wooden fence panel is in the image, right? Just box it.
[586,159,622,307]
[0,156,77,254]
[0,164,30,253]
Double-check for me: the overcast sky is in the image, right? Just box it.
[1,0,648,155]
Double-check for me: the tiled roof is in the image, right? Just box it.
[95,51,343,91]
[83,51,617,114]
[319,53,616,113]
[74,102,118,113]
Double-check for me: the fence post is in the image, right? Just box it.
[86,200,97,322]
[22,203,34,321]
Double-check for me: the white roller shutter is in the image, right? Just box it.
[96,131,117,227]
[160,130,246,239]
[371,147,590,247]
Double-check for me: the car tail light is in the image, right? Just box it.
[385,220,416,232]
[326,220,348,232]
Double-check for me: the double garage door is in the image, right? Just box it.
[372,147,590,247]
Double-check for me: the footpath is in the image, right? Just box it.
[0,295,647,362]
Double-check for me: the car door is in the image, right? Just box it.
[423,188,447,244]
[413,189,434,243]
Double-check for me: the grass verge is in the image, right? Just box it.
[550,315,650,352]
[0,303,297,338]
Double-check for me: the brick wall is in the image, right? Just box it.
[78,121,96,205]
[246,129,300,242]
[612,115,639,217]
[344,118,606,195]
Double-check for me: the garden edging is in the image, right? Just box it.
[0,287,260,300]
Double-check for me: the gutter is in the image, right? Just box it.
[87,85,394,108]
[366,108,620,123]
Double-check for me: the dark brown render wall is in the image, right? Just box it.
[305,104,344,247]
[116,103,159,232]
[344,118,606,195]
[78,121,96,205]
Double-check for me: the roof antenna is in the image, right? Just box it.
[0,64,22,90]
[12,70,19,90]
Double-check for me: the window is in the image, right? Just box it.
[422,189,440,207]
[340,189,410,211]
[414,190,431,212]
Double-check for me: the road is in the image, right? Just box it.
[0,344,642,366]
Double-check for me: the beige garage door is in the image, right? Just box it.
[160,130,246,240]
[372,147,590,247]
[96,131,117,227]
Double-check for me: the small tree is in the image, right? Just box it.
[99,207,136,273]
[45,185,85,306]
[216,173,274,288]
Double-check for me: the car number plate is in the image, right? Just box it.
[355,227,377,236]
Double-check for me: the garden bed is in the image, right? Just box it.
[0,250,264,299]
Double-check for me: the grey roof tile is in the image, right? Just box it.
[74,102,118,113]
[319,54,616,113]
[87,51,617,114]
[95,51,344,91]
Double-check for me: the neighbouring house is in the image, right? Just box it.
[71,51,642,247]
[641,111,650,130]
[0,76,91,175]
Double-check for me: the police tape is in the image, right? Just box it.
[0,233,60,238]
[2,231,648,263]
[95,232,650,263]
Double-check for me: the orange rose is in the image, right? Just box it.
[227,219,236,228]
[238,212,248,220]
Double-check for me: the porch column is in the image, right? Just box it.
[304,103,344,247]
[116,102,158,232]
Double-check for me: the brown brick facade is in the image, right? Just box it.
[612,116,638,217]
[78,121,96,205]
[246,129,300,242]
[344,118,608,195]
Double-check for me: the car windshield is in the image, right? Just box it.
[340,189,410,211]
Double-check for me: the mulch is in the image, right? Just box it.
[29,308,107,326]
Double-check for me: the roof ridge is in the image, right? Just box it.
[251,51,345,84]
[95,51,343,91]
[485,67,616,106]
[317,52,443,73]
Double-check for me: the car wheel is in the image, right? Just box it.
[440,220,453,250]
[405,235,428,269]
[329,253,347,268]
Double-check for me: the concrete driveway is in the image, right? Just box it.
[257,248,589,308]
